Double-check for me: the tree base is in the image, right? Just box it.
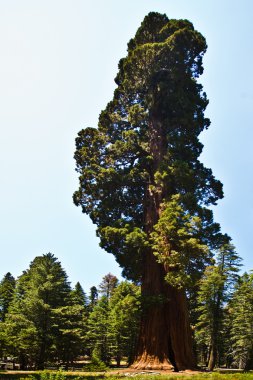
[130,354,198,372]
[130,356,175,371]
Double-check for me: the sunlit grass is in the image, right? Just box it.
[1,371,253,380]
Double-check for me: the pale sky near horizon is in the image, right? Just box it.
[0,0,252,292]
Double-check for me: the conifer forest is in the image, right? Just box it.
[1,12,252,373]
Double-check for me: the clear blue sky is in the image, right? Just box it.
[0,0,252,292]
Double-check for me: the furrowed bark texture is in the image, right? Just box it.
[131,116,196,371]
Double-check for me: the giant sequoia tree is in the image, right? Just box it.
[74,13,224,370]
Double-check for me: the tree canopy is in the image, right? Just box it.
[74,12,223,283]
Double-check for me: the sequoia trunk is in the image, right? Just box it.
[132,251,196,371]
[131,116,196,371]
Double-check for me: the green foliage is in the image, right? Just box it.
[86,296,110,364]
[84,354,108,372]
[195,265,225,343]
[229,273,253,369]
[85,279,141,367]
[0,272,15,321]
[0,264,142,370]
[107,282,141,365]
[195,243,242,369]
[151,195,209,289]
[88,286,98,312]
[52,303,87,364]
[0,311,39,364]
[0,253,86,369]
[74,12,223,290]
[39,371,68,380]
[71,282,89,308]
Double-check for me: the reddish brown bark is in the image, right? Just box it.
[131,250,196,371]
[131,115,196,371]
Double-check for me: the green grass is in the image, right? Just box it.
[123,374,253,380]
[0,372,105,380]
[1,372,253,380]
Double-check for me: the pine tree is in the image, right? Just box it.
[229,273,253,369]
[195,242,241,370]
[52,303,86,367]
[74,12,224,370]
[71,282,88,308]
[0,253,72,369]
[108,282,141,366]
[88,286,98,312]
[86,296,110,364]
[54,283,87,366]
[0,311,39,369]
[0,272,15,322]
[195,265,224,368]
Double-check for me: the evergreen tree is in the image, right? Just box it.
[54,283,87,365]
[99,273,119,300]
[108,282,141,366]
[22,253,71,368]
[86,296,110,364]
[195,265,224,368]
[0,253,73,369]
[74,12,224,370]
[195,242,241,370]
[88,286,98,312]
[229,273,253,369]
[52,303,86,367]
[71,282,88,308]
[0,311,38,369]
[0,272,15,322]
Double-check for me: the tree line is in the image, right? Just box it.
[0,251,253,370]
[0,253,140,370]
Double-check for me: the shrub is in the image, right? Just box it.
[84,355,108,372]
